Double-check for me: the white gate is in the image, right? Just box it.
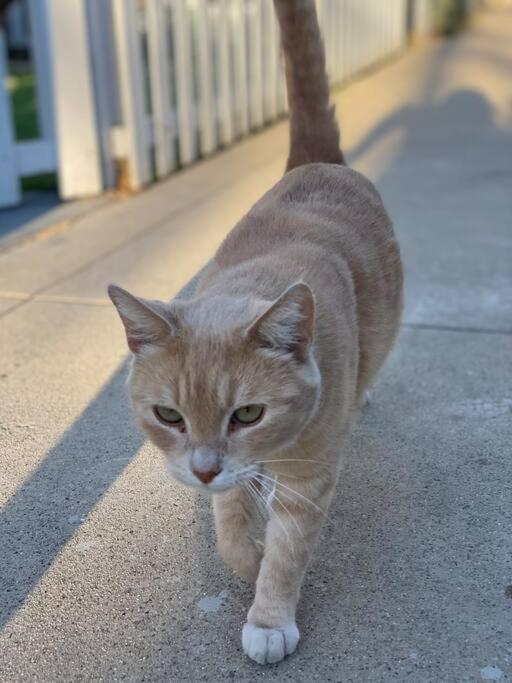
[1,0,417,209]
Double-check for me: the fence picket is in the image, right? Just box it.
[147,0,176,177]
[113,0,151,189]
[195,0,217,155]
[230,0,249,136]
[87,1,118,188]
[216,0,234,145]
[330,0,337,81]
[262,0,278,121]
[1,0,435,208]
[275,2,287,115]
[170,0,197,165]
[333,0,342,84]
[246,0,264,129]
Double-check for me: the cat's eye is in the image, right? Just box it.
[230,404,265,427]
[154,405,184,426]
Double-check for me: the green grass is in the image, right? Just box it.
[433,0,470,35]
[9,71,39,140]
[7,70,57,192]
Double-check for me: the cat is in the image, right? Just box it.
[108,0,403,666]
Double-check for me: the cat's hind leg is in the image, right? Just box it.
[213,487,263,583]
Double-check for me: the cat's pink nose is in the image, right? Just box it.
[192,465,221,485]
[190,449,222,485]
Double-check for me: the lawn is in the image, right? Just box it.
[7,69,57,191]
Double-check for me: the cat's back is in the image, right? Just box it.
[257,162,403,400]
[258,162,394,246]
[213,162,400,285]
[265,162,380,211]
[206,162,402,398]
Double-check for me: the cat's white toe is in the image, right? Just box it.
[242,622,300,665]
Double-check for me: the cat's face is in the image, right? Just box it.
[109,283,321,492]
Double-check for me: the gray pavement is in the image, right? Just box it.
[1,8,511,682]
[0,191,60,240]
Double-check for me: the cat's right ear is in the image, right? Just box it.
[246,282,315,361]
[108,284,178,354]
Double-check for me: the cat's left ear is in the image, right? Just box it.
[247,282,315,361]
[108,284,179,354]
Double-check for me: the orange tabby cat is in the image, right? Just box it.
[109,0,402,665]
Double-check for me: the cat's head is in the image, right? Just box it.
[108,282,321,492]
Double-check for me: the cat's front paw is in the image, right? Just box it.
[242,622,300,664]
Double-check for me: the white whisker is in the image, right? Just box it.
[257,476,305,538]
[251,477,294,550]
[245,479,269,522]
[265,469,311,481]
[252,475,275,503]
[256,458,334,468]
[256,473,326,517]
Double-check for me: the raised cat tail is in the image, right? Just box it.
[273,0,345,171]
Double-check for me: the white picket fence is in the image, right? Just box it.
[1,0,420,209]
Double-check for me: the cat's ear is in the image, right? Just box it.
[108,284,178,354]
[247,282,315,361]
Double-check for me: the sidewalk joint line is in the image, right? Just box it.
[402,322,512,336]
[2,292,511,337]
[0,291,110,306]
[0,150,284,321]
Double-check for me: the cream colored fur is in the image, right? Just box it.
[109,0,402,666]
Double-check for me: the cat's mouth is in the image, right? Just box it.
[166,459,261,493]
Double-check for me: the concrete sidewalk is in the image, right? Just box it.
[1,8,511,682]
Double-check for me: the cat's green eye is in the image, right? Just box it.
[154,405,184,425]
[231,404,265,426]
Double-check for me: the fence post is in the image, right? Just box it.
[0,29,20,207]
[48,0,103,198]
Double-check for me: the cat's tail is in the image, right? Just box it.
[273,0,345,171]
